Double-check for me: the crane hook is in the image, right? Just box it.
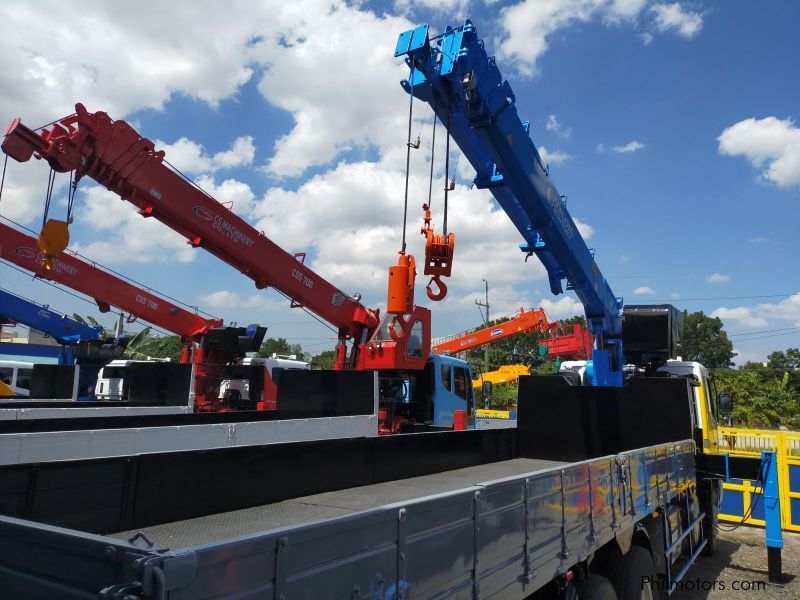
[426,275,447,301]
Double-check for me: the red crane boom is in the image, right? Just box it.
[1,104,428,372]
[0,222,220,339]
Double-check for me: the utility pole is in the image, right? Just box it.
[475,279,490,375]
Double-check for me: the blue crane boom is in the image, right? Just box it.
[395,20,624,386]
[0,288,103,364]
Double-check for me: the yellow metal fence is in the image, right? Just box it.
[716,427,800,532]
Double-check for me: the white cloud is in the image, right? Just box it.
[0,158,69,223]
[670,292,681,299]
[746,237,770,244]
[0,2,258,133]
[394,0,470,15]
[155,135,255,174]
[596,143,606,154]
[194,175,257,218]
[495,0,699,76]
[545,114,572,138]
[706,272,730,283]
[711,307,768,328]
[574,218,594,240]
[538,146,572,166]
[718,117,800,187]
[254,7,414,177]
[633,286,655,295]
[651,3,703,39]
[0,2,415,185]
[202,290,283,310]
[613,140,646,153]
[713,293,800,329]
[619,254,631,263]
[754,294,800,327]
[539,296,584,319]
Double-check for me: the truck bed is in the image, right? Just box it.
[111,457,565,547]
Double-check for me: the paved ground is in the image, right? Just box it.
[674,527,799,599]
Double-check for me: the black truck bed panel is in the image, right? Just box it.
[112,457,566,548]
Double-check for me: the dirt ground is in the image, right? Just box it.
[673,527,799,599]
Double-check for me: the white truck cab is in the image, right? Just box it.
[94,359,147,401]
[0,360,34,397]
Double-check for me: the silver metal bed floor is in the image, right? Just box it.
[112,457,567,548]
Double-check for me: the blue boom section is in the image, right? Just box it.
[396,20,623,386]
[0,289,103,364]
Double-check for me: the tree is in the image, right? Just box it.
[258,337,306,360]
[123,329,183,361]
[72,313,112,340]
[680,311,735,368]
[767,348,800,389]
[311,350,335,370]
[715,369,800,429]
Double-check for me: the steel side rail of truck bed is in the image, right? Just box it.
[0,439,696,599]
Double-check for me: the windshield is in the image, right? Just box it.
[370,313,423,358]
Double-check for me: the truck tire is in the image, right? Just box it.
[578,574,617,600]
[614,546,658,600]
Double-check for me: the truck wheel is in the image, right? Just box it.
[578,574,617,600]
[614,546,657,600]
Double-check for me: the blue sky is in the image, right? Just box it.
[0,0,798,364]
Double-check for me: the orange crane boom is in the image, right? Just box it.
[433,307,556,355]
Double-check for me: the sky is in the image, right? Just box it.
[0,0,798,365]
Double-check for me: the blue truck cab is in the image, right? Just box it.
[378,353,474,429]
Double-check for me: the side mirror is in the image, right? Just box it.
[483,381,493,396]
[718,393,733,412]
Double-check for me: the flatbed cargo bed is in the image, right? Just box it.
[111,457,566,548]
[0,376,709,599]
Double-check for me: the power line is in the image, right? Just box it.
[626,293,796,303]
[730,326,800,337]
[730,330,800,343]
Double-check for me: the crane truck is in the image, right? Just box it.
[0,103,477,431]
[0,221,276,410]
[0,18,775,599]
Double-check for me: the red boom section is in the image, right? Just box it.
[0,222,220,339]
[542,323,593,361]
[1,104,379,342]
[433,307,556,354]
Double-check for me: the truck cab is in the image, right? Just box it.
[0,360,34,397]
[655,359,722,453]
[94,359,143,401]
[378,353,474,433]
